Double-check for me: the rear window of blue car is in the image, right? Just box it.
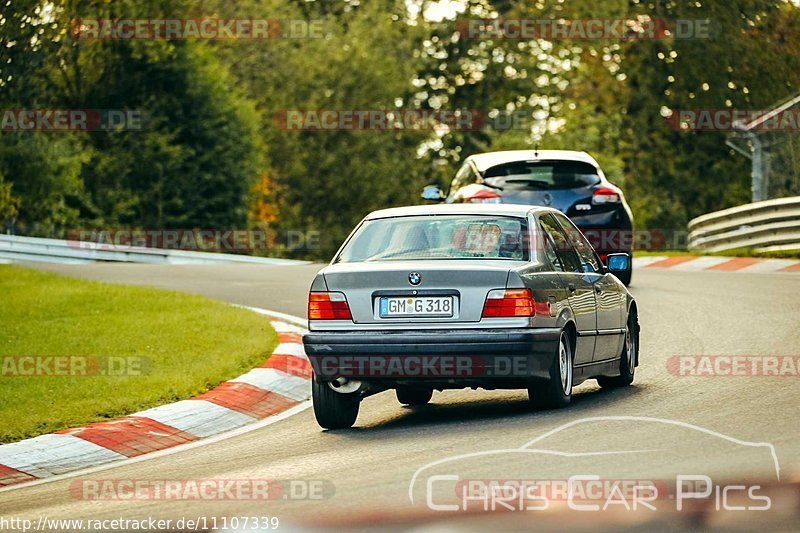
[336,215,530,262]
[483,160,601,190]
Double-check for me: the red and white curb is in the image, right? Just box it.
[0,307,310,489]
[633,255,800,273]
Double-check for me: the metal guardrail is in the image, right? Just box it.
[687,196,800,253]
[0,234,309,266]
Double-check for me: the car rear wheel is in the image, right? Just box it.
[396,387,433,406]
[529,329,573,409]
[597,310,638,388]
[311,374,360,429]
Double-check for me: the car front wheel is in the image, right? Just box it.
[312,374,360,429]
[529,329,573,409]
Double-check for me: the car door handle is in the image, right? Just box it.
[568,284,576,293]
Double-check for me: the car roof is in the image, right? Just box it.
[364,203,558,220]
[465,150,600,173]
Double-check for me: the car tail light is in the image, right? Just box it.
[465,189,502,204]
[481,288,535,318]
[592,186,622,204]
[308,292,352,320]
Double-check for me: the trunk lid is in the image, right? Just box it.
[322,260,517,323]
[497,187,592,213]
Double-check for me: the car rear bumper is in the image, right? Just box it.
[302,328,560,382]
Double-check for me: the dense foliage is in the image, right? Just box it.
[1,0,799,258]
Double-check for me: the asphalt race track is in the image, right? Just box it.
[1,263,799,530]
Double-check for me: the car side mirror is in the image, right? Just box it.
[606,253,630,273]
[421,185,445,202]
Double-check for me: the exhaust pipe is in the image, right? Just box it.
[328,377,362,394]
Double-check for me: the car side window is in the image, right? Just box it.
[553,212,602,273]
[540,227,564,272]
[539,213,581,273]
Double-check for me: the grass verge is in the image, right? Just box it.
[0,265,277,444]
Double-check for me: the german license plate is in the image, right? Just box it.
[379,296,454,318]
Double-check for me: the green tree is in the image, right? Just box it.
[212,0,433,257]
[1,0,264,234]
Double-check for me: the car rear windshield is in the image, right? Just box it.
[483,160,601,190]
[336,215,530,262]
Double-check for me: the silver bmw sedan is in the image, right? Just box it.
[302,204,639,429]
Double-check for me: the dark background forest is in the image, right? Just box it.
[2,0,799,258]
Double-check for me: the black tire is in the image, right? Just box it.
[529,329,573,409]
[396,387,433,406]
[597,309,638,389]
[311,374,360,429]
